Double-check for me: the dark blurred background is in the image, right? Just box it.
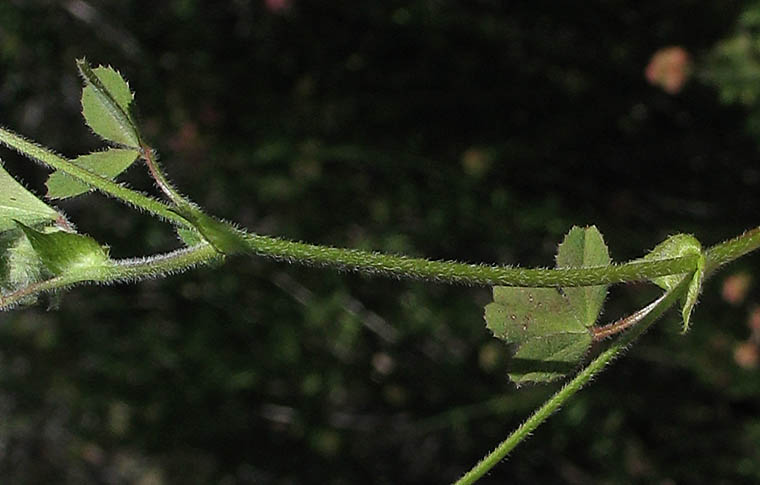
[1,1,760,483]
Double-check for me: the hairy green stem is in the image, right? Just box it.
[0,242,220,310]
[6,122,758,289]
[453,277,690,485]
[704,226,760,275]
[242,233,697,287]
[141,142,196,208]
[0,231,699,311]
[3,115,759,297]
[0,127,190,227]
[101,242,221,281]
[1,230,700,311]
[0,275,77,310]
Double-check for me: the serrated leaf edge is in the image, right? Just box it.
[77,58,140,148]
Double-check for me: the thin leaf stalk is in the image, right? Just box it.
[592,296,663,341]
[140,142,195,209]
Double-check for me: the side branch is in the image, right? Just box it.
[0,127,191,227]
[0,242,220,311]
[453,278,690,485]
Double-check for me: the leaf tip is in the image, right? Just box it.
[75,57,93,79]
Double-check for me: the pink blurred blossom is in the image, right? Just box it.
[721,273,752,305]
[749,306,760,336]
[645,46,692,94]
[265,0,291,13]
[734,341,759,369]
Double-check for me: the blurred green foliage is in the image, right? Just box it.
[1,1,759,483]
[705,1,760,145]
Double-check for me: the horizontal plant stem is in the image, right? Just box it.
[453,278,689,485]
[704,226,760,275]
[0,242,220,311]
[243,234,698,287]
[0,231,699,311]
[0,127,190,227]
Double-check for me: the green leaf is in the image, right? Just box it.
[485,226,610,384]
[508,332,593,386]
[175,206,249,255]
[0,229,46,303]
[0,161,60,232]
[78,59,140,147]
[485,287,594,385]
[643,234,705,332]
[16,222,110,276]
[556,225,611,324]
[176,226,204,247]
[46,148,140,199]
[486,287,588,343]
[0,163,70,302]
